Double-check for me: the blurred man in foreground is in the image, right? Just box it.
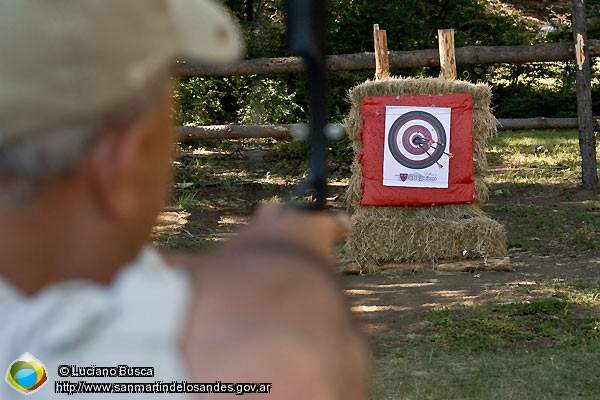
[0,0,369,398]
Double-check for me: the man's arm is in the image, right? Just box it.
[177,205,370,399]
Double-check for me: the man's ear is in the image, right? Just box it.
[85,120,147,221]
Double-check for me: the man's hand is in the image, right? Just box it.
[176,205,370,399]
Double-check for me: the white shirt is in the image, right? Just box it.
[0,246,192,399]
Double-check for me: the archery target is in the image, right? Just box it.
[358,93,475,206]
[388,111,447,169]
[383,106,451,189]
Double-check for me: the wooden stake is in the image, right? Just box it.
[572,0,597,190]
[438,29,457,80]
[373,24,390,80]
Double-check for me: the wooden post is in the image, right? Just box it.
[572,0,597,190]
[373,24,390,80]
[438,29,457,80]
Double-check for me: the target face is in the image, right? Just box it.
[383,106,452,189]
[387,111,447,169]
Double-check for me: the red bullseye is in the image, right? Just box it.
[401,125,433,156]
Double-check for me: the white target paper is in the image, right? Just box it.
[383,106,451,188]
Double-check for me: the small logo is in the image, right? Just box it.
[399,173,408,182]
[5,353,48,395]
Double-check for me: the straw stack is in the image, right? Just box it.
[344,77,507,268]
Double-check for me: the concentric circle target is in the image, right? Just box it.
[387,111,447,169]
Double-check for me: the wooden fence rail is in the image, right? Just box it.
[177,118,600,141]
[178,39,600,77]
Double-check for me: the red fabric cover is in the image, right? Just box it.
[359,94,475,206]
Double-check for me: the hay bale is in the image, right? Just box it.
[345,206,507,267]
[343,77,506,266]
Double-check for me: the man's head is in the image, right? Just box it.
[0,0,244,292]
[0,0,244,197]
[0,0,244,145]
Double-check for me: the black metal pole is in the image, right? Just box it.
[286,0,329,209]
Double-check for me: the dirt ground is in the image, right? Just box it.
[344,253,600,353]
[154,143,600,354]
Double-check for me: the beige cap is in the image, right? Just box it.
[0,0,245,145]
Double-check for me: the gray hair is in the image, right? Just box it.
[0,121,103,204]
[0,75,171,205]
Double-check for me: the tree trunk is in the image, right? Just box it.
[572,0,597,190]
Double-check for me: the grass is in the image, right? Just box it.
[428,298,599,350]
[486,129,583,186]
[373,340,600,400]
[373,279,600,400]
[484,129,600,254]
[177,191,197,209]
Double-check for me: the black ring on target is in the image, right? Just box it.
[387,110,447,169]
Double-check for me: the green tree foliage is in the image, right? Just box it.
[176,0,599,126]
[328,0,533,54]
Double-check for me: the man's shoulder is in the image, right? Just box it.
[0,246,193,373]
